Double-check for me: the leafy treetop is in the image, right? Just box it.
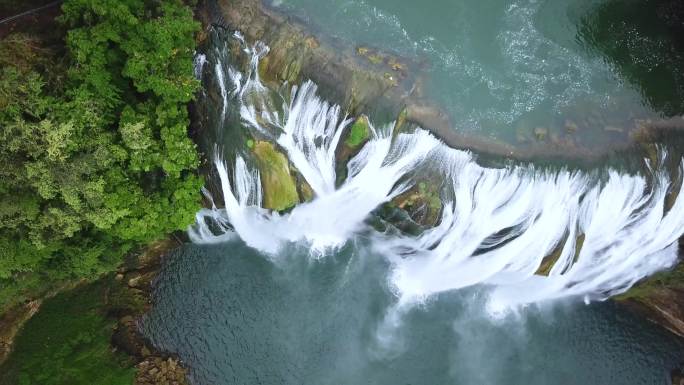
[0,0,202,283]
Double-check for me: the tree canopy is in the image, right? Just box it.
[0,0,202,284]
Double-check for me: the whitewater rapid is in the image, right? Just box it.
[190,32,684,311]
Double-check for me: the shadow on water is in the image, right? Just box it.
[578,0,684,117]
[141,240,684,385]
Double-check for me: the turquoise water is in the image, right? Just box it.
[141,2,684,383]
[141,241,684,385]
[268,0,684,148]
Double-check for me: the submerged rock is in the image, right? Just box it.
[252,141,300,211]
[534,127,548,141]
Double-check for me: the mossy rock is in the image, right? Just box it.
[535,234,585,276]
[393,107,409,133]
[345,115,370,149]
[392,180,442,227]
[252,141,299,211]
[298,180,315,203]
[616,237,684,301]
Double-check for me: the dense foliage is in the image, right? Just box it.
[0,280,137,385]
[0,0,202,287]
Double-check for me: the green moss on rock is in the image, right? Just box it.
[617,261,684,301]
[345,116,370,149]
[393,180,442,227]
[299,180,315,203]
[253,141,299,211]
[535,234,585,276]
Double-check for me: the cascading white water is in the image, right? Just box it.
[191,32,684,311]
[381,150,684,311]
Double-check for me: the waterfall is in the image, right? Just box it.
[190,31,684,311]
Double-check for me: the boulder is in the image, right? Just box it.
[252,141,300,211]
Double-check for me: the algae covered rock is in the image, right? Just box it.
[334,115,372,186]
[392,180,442,227]
[534,234,585,276]
[252,141,299,211]
[345,115,371,149]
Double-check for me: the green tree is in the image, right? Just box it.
[0,0,202,289]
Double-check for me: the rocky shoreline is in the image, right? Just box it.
[111,239,191,385]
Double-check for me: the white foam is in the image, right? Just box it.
[190,36,684,312]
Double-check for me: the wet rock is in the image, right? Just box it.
[533,127,548,141]
[631,116,684,145]
[406,103,452,135]
[344,115,370,149]
[334,115,372,186]
[135,357,189,385]
[388,57,407,72]
[372,203,424,236]
[127,272,143,288]
[565,119,579,133]
[393,107,409,133]
[535,235,584,276]
[252,141,300,211]
[304,36,319,49]
[112,316,148,359]
[298,179,315,202]
[621,287,684,338]
[392,180,443,227]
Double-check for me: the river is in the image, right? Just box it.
[141,0,684,383]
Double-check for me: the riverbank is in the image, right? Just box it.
[0,238,191,385]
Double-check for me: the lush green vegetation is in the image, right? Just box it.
[617,262,684,300]
[0,280,136,385]
[0,0,202,308]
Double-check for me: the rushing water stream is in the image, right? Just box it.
[142,1,684,383]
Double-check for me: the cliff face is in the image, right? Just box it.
[623,289,684,338]
[617,251,684,338]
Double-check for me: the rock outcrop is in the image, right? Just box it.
[111,238,193,385]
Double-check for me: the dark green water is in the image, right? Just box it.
[268,0,684,149]
[141,240,684,385]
